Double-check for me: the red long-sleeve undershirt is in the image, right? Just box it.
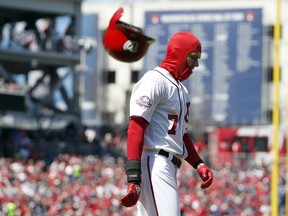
[126,116,149,160]
[183,133,203,169]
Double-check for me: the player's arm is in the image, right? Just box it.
[183,133,213,189]
[120,115,149,207]
[126,116,148,160]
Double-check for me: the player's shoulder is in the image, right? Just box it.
[141,67,173,82]
[142,68,161,80]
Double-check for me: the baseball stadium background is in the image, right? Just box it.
[0,0,287,215]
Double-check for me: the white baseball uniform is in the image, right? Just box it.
[129,66,190,215]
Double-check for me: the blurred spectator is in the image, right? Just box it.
[11,21,38,51]
[278,169,285,215]
[35,18,57,51]
[0,22,13,48]
[16,131,33,162]
[0,74,24,94]
[57,17,79,54]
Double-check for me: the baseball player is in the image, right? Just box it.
[120,31,213,216]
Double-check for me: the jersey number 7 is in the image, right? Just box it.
[167,102,190,135]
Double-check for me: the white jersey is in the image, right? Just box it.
[130,66,190,158]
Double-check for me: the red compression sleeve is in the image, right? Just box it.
[127,116,149,160]
[183,133,203,169]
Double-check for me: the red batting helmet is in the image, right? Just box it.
[103,7,155,63]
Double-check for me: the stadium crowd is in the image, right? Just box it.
[0,126,285,216]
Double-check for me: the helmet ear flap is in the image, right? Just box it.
[103,7,155,63]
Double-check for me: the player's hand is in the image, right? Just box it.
[120,183,141,207]
[197,163,213,189]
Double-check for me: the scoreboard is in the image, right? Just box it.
[143,8,263,126]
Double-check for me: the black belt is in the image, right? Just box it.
[158,149,182,169]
